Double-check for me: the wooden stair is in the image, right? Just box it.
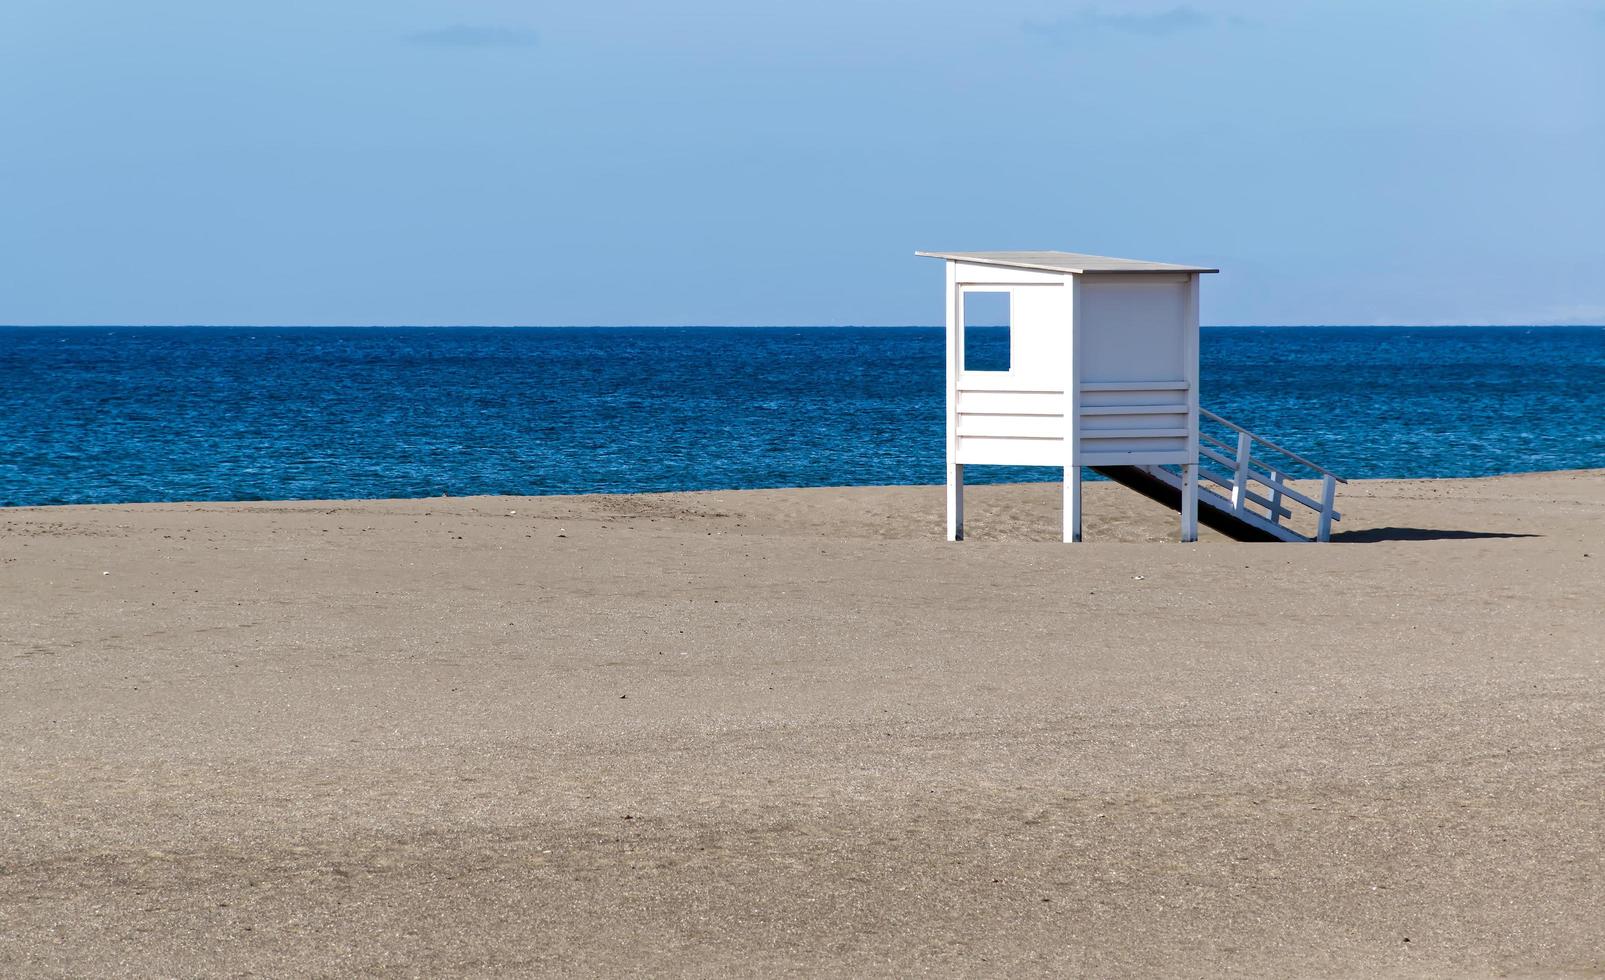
[1097,408,1345,543]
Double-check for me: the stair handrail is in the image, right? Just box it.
[1196,406,1345,542]
[1199,408,1346,484]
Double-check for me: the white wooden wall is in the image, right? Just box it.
[947,265,1199,471]
[1074,273,1198,468]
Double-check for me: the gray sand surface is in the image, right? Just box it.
[3,473,1603,977]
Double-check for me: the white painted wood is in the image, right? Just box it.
[1201,408,1347,482]
[1081,426,1191,439]
[1079,272,1191,285]
[958,372,1063,393]
[1008,285,1072,387]
[1180,463,1198,543]
[957,436,1066,466]
[1137,465,1309,543]
[1202,406,1345,526]
[1232,430,1253,510]
[1077,279,1188,385]
[1197,466,1294,520]
[1065,465,1082,543]
[1067,282,1191,460]
[956,390,1065,415]
[922,250,1342,545]
[1211,458,1342,527]
[1318,474,1337,542]
[957,414,1067,439]
[1266,468,1285,526]
[1078,404,1188,416]
[945,457,963,542]
[1245,468,1334,517]
[917,250,1219,275]
[1081,406,1190,437]
[1083,440,1189,458]
[945,260,962,542]
[955,288,983,373]
[1183,273,1201,487]
[1065,275,1082,540]
[1080,450,1195,467]
[1079,396,1189,420]
[1079,380,1189,392]
[950,262,1066,286]
[1204,429,1338,523]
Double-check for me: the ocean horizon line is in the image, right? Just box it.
[2,322,1603,331]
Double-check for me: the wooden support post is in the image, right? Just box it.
[1232,431,1252,512]
[1180,463,1198,543]
[1063,466,1082,543]
[1182,273,1201,545]
[947,463,964,541]
[1065,276,1082,544]
[944,260,962,542]
[1317,473,1336,542]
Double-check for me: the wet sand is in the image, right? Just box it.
[2,472,1603,977]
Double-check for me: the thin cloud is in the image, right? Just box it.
[1505,303,1605,327]
[405,25,540,49]
[1024,6,1216,42]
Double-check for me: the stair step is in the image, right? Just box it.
[1092,464,1310,543]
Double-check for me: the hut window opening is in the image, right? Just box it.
[962,290,1011,373]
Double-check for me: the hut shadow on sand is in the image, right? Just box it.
[1330,526,1541,543]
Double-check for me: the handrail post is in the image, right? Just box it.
[1317,474,1336,542]
[1232,431,1252,512]
[1267,468,1284,526]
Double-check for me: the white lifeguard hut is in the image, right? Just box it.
[919,250,1346,543]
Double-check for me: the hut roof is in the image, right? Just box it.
[916,250,1218,275]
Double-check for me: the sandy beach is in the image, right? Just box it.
[2,472,1602,977]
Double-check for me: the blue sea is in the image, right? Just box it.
[1,326,1602,507]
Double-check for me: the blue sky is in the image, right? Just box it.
[1,1,1601,325]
